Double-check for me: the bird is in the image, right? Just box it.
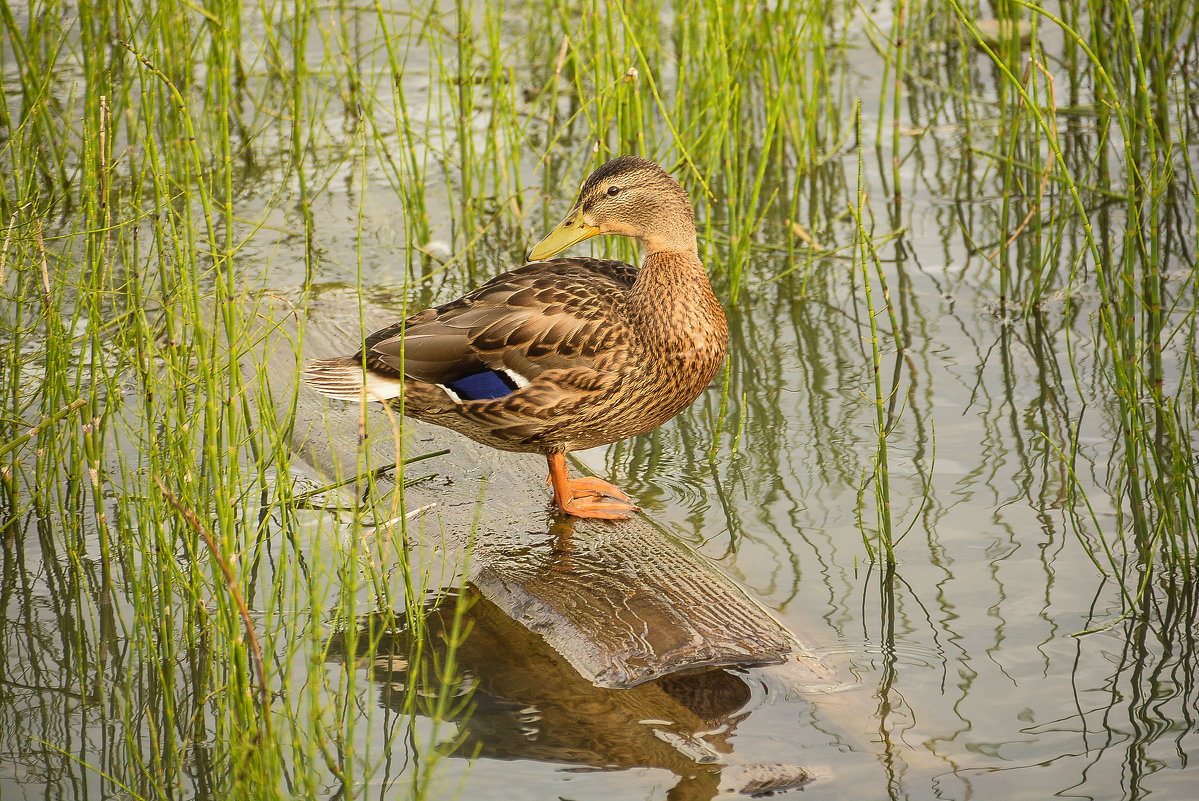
[302,155,728,519]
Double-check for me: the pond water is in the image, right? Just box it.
[2,2,1196,800]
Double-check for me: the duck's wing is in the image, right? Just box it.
[365,258,638,401]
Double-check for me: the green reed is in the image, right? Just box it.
[848,99,929,564]
[1,2,478,798]
[850,115,896,561]
[945,0,1199,583]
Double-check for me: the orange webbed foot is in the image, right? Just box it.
[557,491,638,520]
[544,473,632,502]
[545,453,638,520]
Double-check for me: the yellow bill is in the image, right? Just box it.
[527,210,601,261]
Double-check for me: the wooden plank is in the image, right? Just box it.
[468,518,825,688]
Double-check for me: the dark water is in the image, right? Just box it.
[2,2,1197,800]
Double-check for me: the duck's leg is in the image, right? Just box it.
[545,453,638,519]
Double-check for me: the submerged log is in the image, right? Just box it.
[249,290,838,691]
[468,517,809,688]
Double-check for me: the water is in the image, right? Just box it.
[2,1,1197,799]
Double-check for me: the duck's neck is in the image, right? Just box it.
[639,226,699,257]
[627,249,727,356]
[630,249,711,299]
[627,212,709,315]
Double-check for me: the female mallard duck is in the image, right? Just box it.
[303,156,727,519]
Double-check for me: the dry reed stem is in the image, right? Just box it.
[155,477,272,735]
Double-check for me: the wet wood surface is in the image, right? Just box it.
[249,290,838,691]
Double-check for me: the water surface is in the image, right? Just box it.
[2,2,1196,800]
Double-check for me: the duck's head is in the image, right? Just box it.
[528,156,697,261]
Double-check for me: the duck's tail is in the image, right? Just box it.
[301,357,405,402]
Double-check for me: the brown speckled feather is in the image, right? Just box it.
[367,258,637,387]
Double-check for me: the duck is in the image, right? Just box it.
[302,155,728,519]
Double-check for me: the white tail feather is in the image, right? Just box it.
[301,358,404,402]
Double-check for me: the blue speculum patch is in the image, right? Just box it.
[446,369,519,400]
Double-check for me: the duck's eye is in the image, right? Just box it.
[606,185,621,197]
